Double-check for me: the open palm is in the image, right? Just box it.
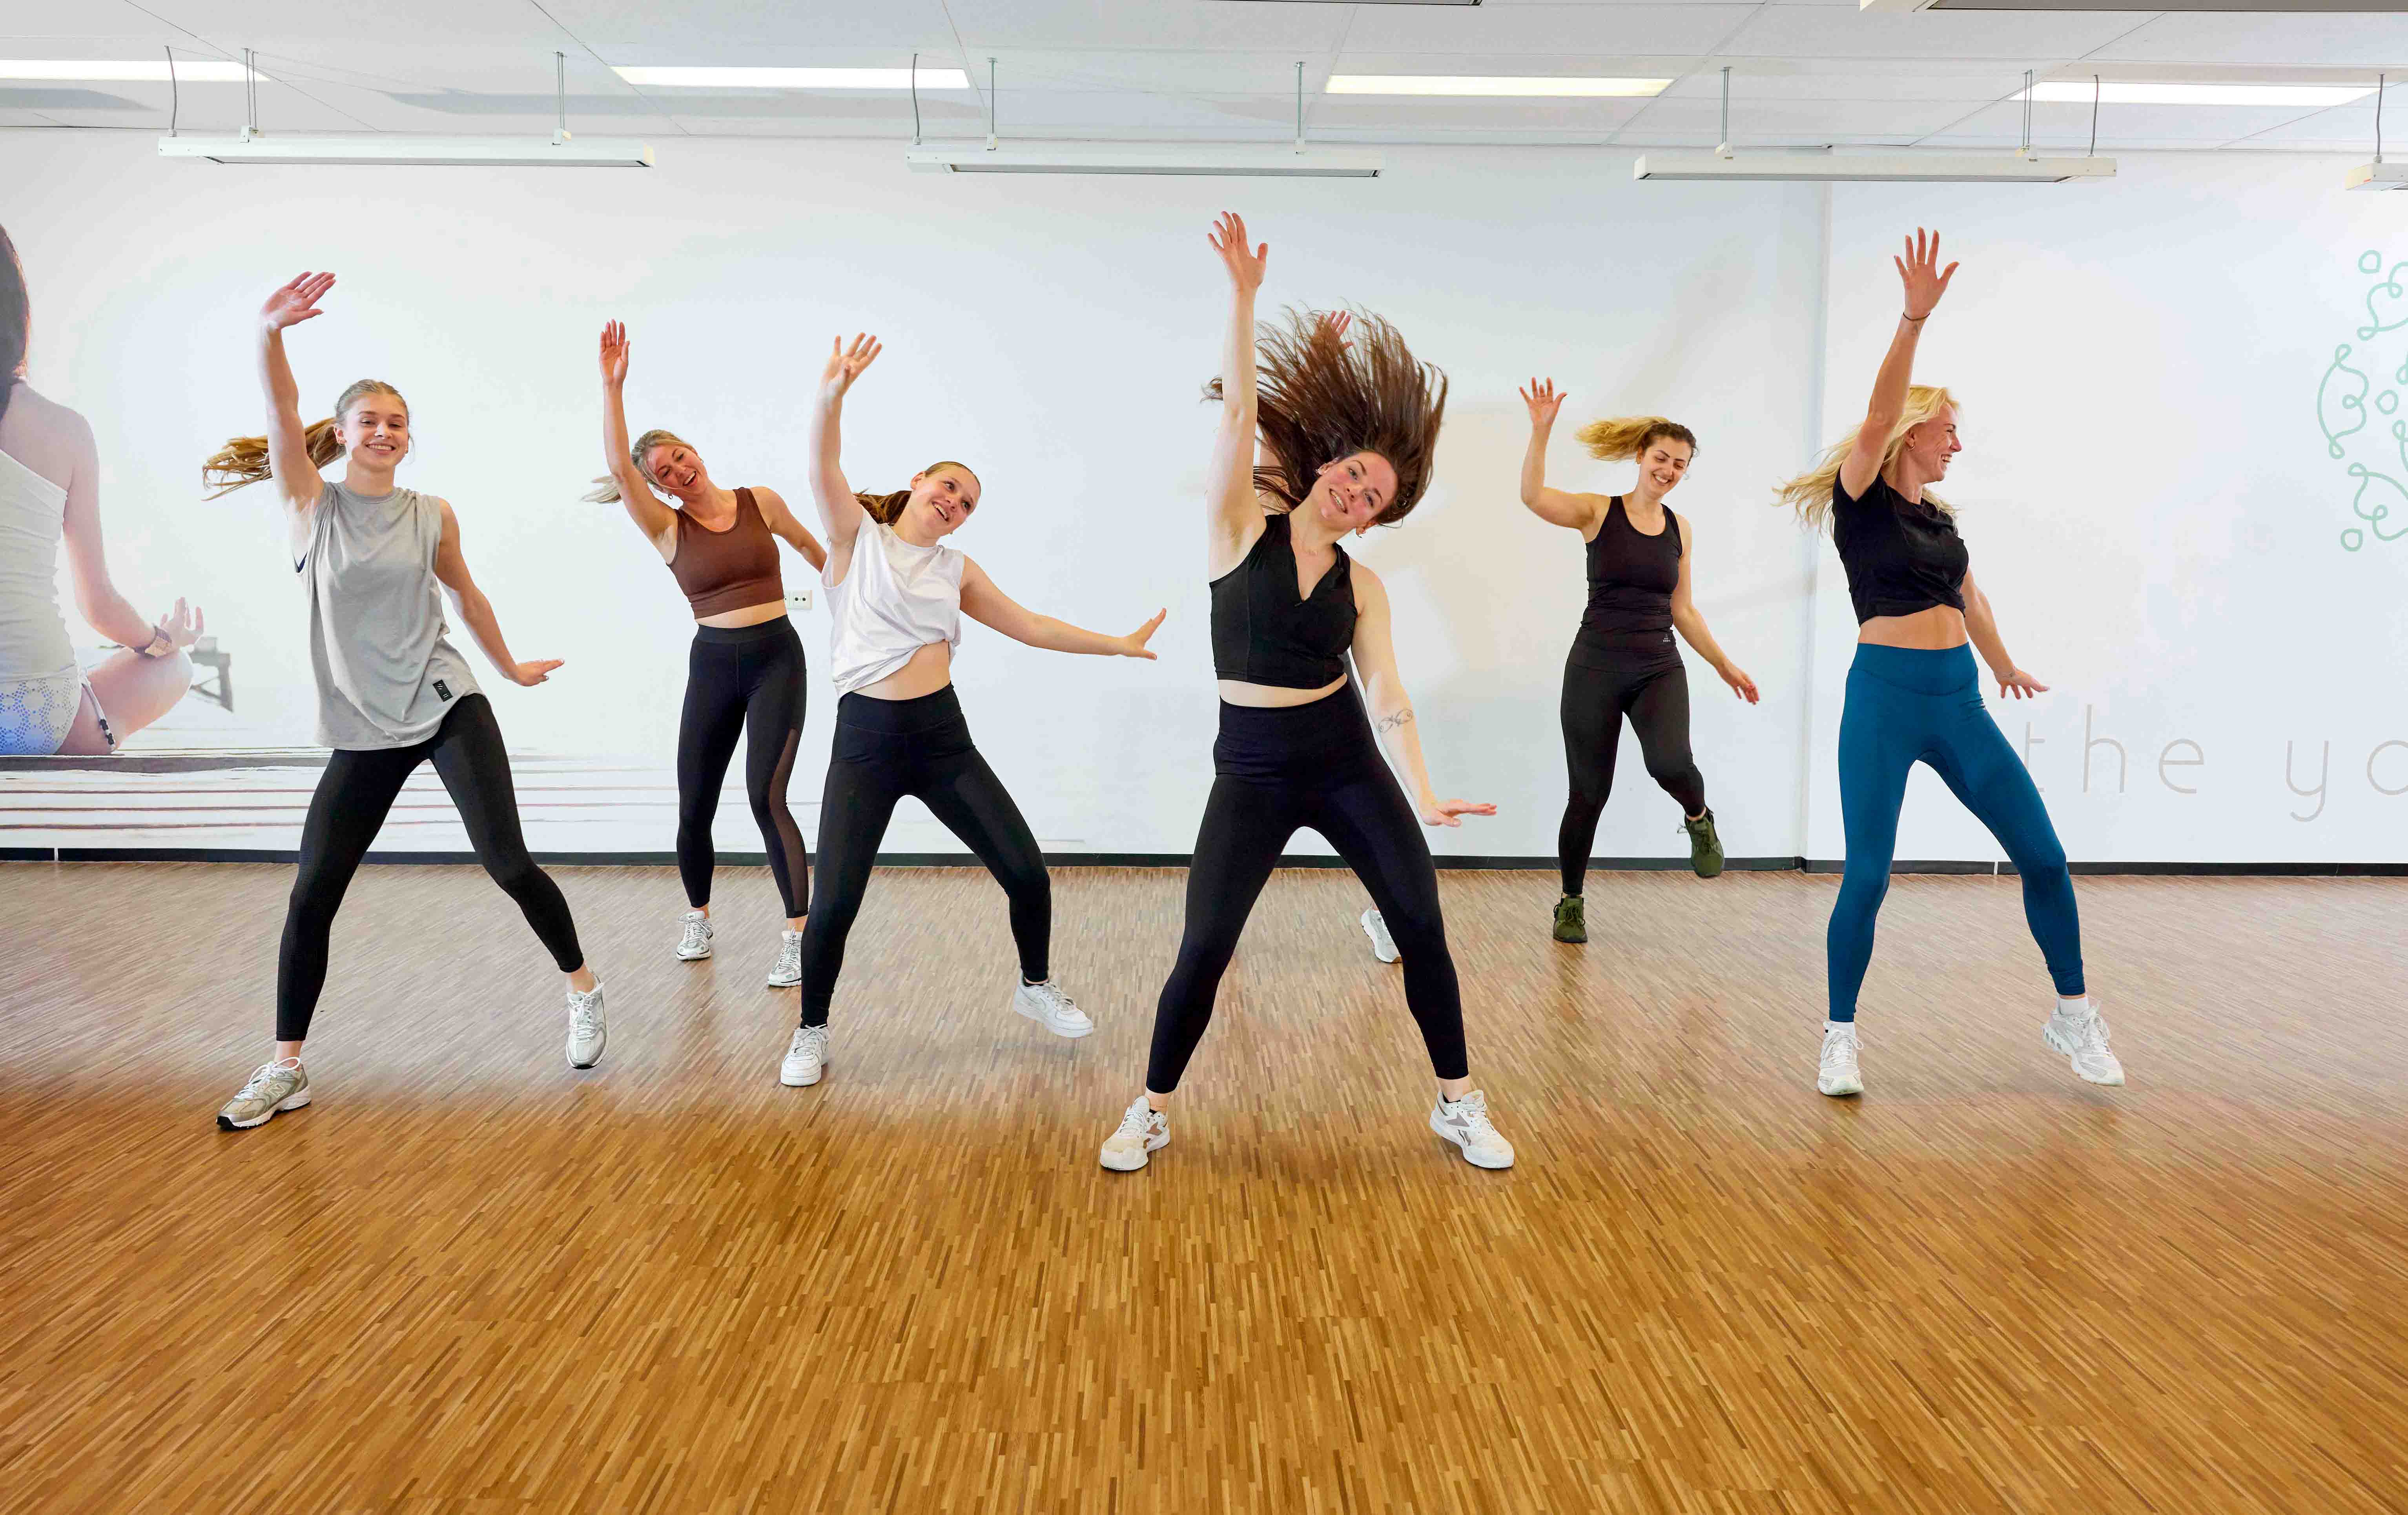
[599,320,631,387]
[1896,228,1958,320]
[822,334,882,400]
[1208,211,1268,293]
[1521,377,1567,429]
[262,272,334,333]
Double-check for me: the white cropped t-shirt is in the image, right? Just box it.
[825,520,964,696]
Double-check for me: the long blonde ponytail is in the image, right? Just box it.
[203,378,405,498]
[1774,384,1958,531]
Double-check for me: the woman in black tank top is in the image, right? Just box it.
[1515,381,1760,945]
[1097,212,1519,1177]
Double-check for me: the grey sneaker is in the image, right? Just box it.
[674,909,713,961]
[565,982,607,1069]
[765,929,802,987]
[1361,908,1400,964]
[780,1024,829,1087]
[1012,978,1094,1038]
[217,1058,310,1131]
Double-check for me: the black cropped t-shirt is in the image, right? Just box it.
[1210,512,1356,688]
[1830,472,1969,624]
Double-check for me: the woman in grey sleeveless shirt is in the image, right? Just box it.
[201,272,607,1133]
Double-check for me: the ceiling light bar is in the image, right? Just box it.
[0,58,260,82]
[1326,75,1668,97]
[2350,74,2399,191]
[159,133,654,166]
[1634,151,2113,184]
[1865,0,2388,11]
[905,143,1382,177]
[613,66,969,89]
[2018,81,2372,107]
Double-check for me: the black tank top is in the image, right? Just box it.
[1210,512,1355,688]
[1830,473,1967,624]
[1570,497,1681,665]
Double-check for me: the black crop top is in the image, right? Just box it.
[1831,472,1969,624]
[1210,512,1356,688]
[1573,497,1681,654]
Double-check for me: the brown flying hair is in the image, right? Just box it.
[1210,306,1448,527]
[855,461,978,525]
[1577,415,1697,463]
[0,224,27,430]
[202,379,408,497]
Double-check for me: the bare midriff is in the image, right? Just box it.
[1216,673,1347,709]
[1857,604,1967,651]
[854,639,954,701]
[696,599,790,630]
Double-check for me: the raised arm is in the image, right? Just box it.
[1840,229,1956,499]
[808,335,880,559]
[1349,563,1495,829]
[1666,517,1758,704]
[596,321,676,551]
[257,273,332,517]
[753,485,828,574]
[431,500,561,688]
[958,557,1163,659]
[1517,379,1602,531]
[1206,212,1270,575]
[1960,568,2045,701]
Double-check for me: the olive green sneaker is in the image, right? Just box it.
[1552,894,1587,943]
[217,1058,310,1131]
[1681,809,1725,879]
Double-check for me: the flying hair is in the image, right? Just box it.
[203,379,408,497]
[1774,385,1960,531]
[1208,305,1447,526]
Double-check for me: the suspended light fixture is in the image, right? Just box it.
[2348,75,2406,191]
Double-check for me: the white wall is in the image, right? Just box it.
[2,133,2399,863]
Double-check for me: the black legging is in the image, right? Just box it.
[677,619,810,918]
[1558,649,1706,896]
[276,693,583,1042]
[796,685,1050,1025]
[1147,685,1469,1093]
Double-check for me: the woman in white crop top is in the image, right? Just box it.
[767,333,1164,1091]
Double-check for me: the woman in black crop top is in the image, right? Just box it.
[1511,381,1760,948]
[1776,229,2123,1100]
[1097,212,1519,1176]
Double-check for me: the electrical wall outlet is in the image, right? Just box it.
[787,588,813,612]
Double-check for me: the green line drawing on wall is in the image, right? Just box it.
[2335,252,2408,552]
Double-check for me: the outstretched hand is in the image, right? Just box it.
[1118,609,1168,660]
[1314,310,1353,351]
[1520,377,1566,429]
[1996,668,2048,700]
[1209,212,1268,294]
[821,334,882,402]
[1896,228,1958,321]
[1719,663,1760,705]
[156,598,204,652]
[512,659,565,687]
[262,272,334,334]
[599,320,630,388]
[1420,797,1497,829]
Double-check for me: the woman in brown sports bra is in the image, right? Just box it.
[591,320,827,989]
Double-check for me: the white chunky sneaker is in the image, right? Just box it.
[1099,1096,1169,1172]
[1361,908,1400,965]
[1430,1089,1515,1169]
[1012,978,1094,1039]
[674,909,713,961]
[565,983,607,1069]
[2042,1002,2125,1086]
[1818,1023,1863,1097]
[780,1025,829,1087]
[765,929,802,987]
[216,1058,310,1131]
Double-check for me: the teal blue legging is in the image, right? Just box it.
[1829,643,2084,1021]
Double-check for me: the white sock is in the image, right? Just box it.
[2057,995,2092,1018]
[1825,1020,1854,1035]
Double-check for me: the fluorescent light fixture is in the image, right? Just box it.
[1326,75,1667,98]
[2018,81,2372,107]
[613,66,969,89]
[1634,151,2114,184]
[159,132,653,167]
[0,59,261,82]
[2348,161,2408,191]
[906,143,1382,177]
[1868,0,2388,10]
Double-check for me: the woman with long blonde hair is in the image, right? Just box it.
[591,321,826,985]
[1780,229,2120,1099]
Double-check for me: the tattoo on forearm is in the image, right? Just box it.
[1376,707,1414,735]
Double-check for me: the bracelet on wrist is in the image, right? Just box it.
[1902,312,1929,323]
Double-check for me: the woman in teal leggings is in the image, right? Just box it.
[1776,229,2124,1098]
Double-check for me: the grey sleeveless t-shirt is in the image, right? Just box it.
[299,479,480,749]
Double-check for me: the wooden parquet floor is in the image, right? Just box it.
[2,861,2404,1514]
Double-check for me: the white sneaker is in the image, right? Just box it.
[674,909,713,961]
[1361,908,1400,964]
[765,929,802,987]
[1099,1096,1169,1172]
[1430,1089,1515,1169]
[216,1058,310,1131]
[564,982,607,1069]
[1818,1023,1862,1097]
[1012,978,1094,1038]
[2042,1002,2125,1086]
[779,1024,829,1087]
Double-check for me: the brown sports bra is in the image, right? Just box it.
[669,486,784,618]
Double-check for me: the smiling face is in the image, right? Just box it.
[1898,405,1963,483]
[338,392,410,473]
[642,441,711,497]
[1635,436,1693,497]
[899,463,982,539]
[1307,451,1400,533]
